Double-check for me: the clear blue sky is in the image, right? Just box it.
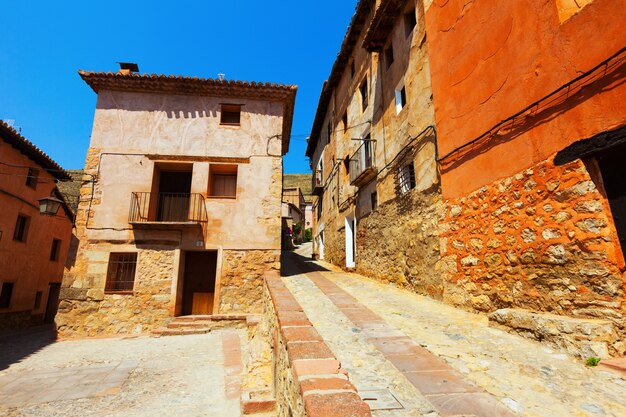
[0,1,357,174]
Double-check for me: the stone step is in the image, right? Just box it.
[173,314,249,322]
[167,322,212,329]
[152,327,212,337]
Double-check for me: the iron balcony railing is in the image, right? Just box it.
[312,169,324,195]
[129,192,208,230]
[349,140,376,186]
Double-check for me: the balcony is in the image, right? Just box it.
[349,140,377,187]
[129,192,208,234]
[312,169,324,195]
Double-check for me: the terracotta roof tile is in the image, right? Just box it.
[0,120,71,181]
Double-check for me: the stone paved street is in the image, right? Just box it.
[0,328,245,416]
[283,244,626,417]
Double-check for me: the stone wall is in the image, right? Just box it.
[439,157,625,354]
[320,216,346,269]
[219,250,281,314]
[57,246,176,337]
[356,188,442,299]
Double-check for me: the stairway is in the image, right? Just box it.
[152,314,251,336]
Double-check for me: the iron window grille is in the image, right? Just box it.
[398,163,416,195]
[105,253,138,292]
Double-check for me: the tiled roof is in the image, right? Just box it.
[0,120,71,181]
[306,0,376,157]
[78,70,298,155]
[363,0,406,51]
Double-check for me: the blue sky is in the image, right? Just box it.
[0,1,357,174]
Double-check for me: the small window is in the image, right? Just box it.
[209,164,238,198]
[360,79,369,111]
[13,215,29,242]
[371,192,378,211]
[404,9,417,37]
[34,291,43,310]
[220,104,241,126]
[0,282,15,308]
[343,155,350,174]
[398,163,416,195]
[26,168,39,189]
[317,195,323,218]
[50,239,61,261]
[385,44,394,69]
[395,85,407,114]
[343,112,348,133]
[105,253,138,292]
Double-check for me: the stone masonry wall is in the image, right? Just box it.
[357,189,443,299]
[321,216,346,269]
[219,250,281,314]
[439,157,626,353]
[57,246,175,337]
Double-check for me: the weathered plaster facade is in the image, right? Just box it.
[58,71,296,336]
[426,0,626,354]
[307,0,442,298]
[0,121,73,329]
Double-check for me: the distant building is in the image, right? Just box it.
[57,68,296,336]
[0,120,74,329]
[283,174,314,230]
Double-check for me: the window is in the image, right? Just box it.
[350,60,356,78]
[343,155,350,174]
[13,215,29,242]
[50,239,61,261]
[26,168,39,189]
[398,163,416,195]
[209,164,238,198]
[317,195,323,219]
[220,104,241,126]
[343,112,348,133]
[34,291,43,310]
[404,9,417,37]
[395,85,407,114]
[360,78,369,111]
[105,253,138,292]
[371,192,378,211]
[385,44,394,69]
[0,282,15,308]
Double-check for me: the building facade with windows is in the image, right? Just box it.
[307,0,442,296]
[0,120,74,329]
[427,0,626,356]
[56,69,296,336]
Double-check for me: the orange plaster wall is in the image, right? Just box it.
[425,0,626,198]
[0,140,73,320]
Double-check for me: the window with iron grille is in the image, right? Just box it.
[398,163,416,195]
[105,253,138,292]
[26,168,39,189]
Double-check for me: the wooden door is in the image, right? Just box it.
[44,283,61,324]
[182,251,217,316]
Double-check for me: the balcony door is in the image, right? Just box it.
[155,168,192,222]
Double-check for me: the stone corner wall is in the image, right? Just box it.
[439,157,625,355]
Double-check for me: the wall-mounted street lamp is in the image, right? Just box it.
[38,196,63,216]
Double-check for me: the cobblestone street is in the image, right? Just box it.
[283,244,626,417]
[0,328,245,416]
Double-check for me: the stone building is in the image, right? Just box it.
[0,120,74,329]
[57,68,296,336]
[427,0,626,356]
[306,0,442,297]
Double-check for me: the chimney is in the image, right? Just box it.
[117,62,139,75]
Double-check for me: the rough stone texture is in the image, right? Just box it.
[489,308,618,359]
[220,250,281,314]
[357,190,443,299]
[439,158,626,355]
[57,247,176,337]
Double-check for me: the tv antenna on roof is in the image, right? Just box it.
[218,73,226,81]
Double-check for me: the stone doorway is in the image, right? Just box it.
[597,144,626,260]
[181,251,218,315]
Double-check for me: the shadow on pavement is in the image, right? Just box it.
[0,324,57,371]
[281,249,330,277]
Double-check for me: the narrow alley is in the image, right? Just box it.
[280,243,626,417]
